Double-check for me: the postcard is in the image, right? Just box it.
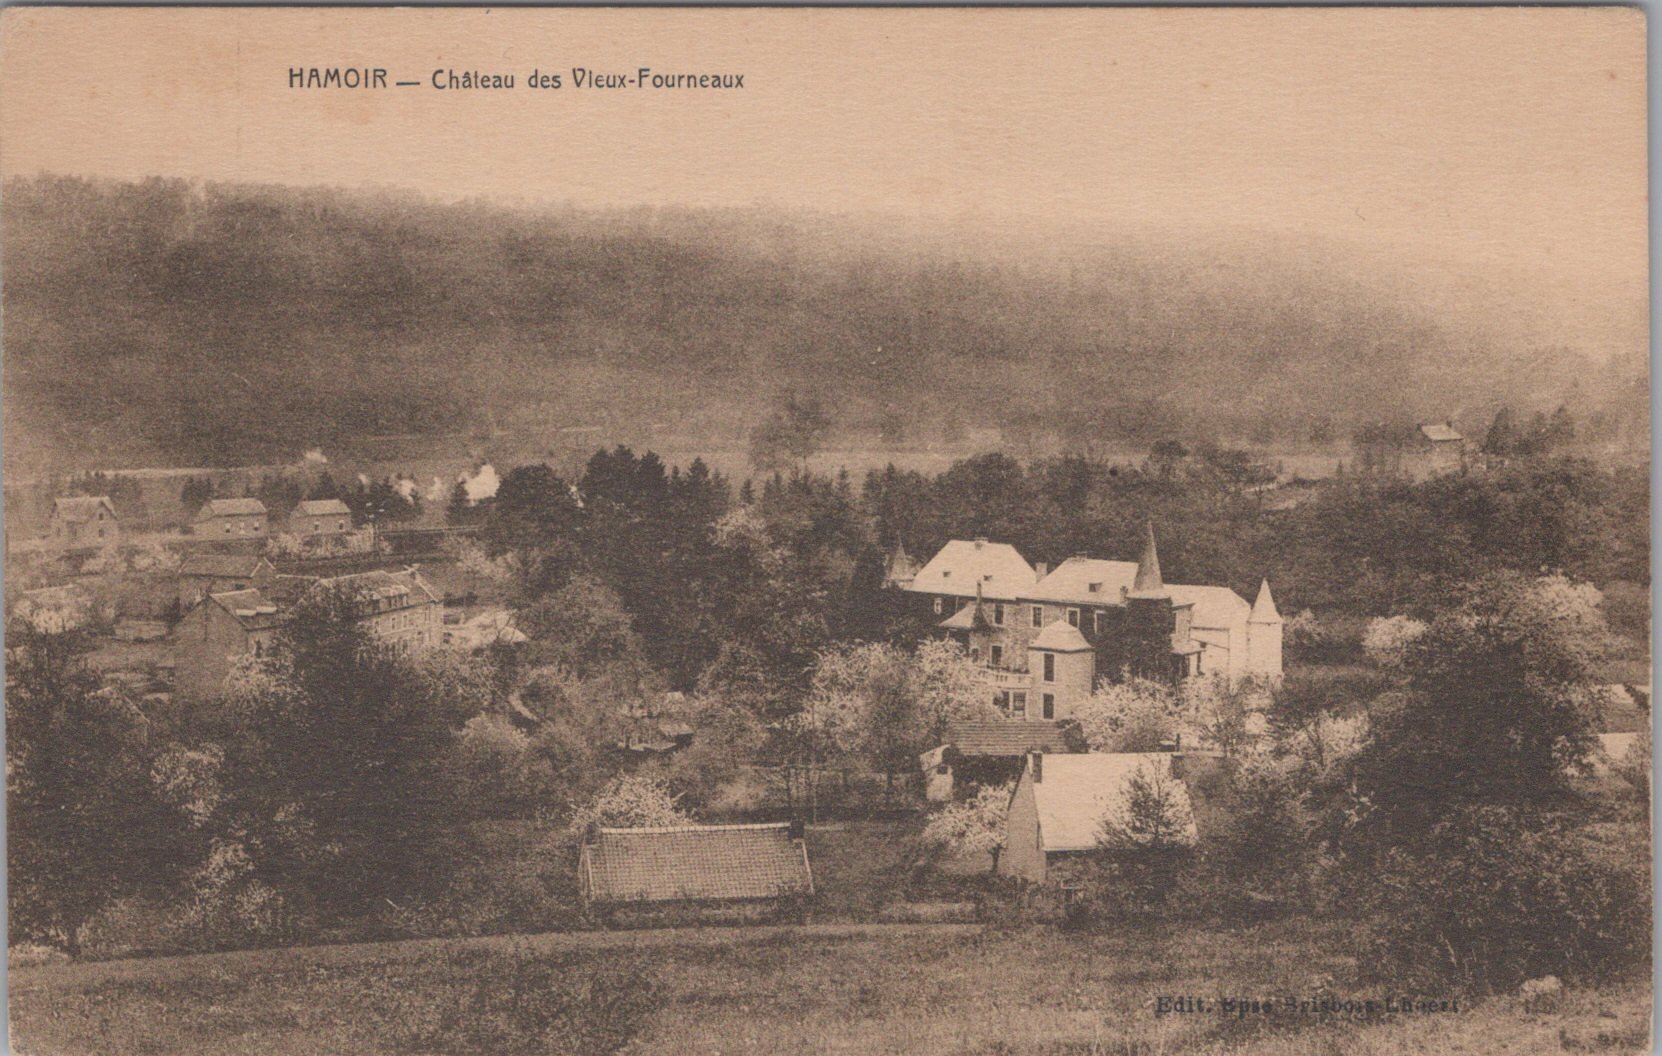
[1,7,1649,1054]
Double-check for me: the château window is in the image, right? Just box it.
[990,644,1003,668]
[1093,610,1103,634]
[1043,652,1055,682]
[1067,608,1080,628]
[993,603,1005,626]
[933,597,944,615]
[1011,691,1028,719]
[1042,693,1055,719]
[1032,606,1044,627]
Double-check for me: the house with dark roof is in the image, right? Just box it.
[48,496,119,550]
[1000,752,1197,885]
[194,497,269,539]
[920,719,1085,801]
[172,588,286,699]
[579,822,814,910]
[899,526,1282,722]
[1409,422,1467,479]
[177,553,277,609]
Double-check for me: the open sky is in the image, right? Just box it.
[1,7,1647,348]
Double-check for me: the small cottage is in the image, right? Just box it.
[579,821,814,908]
[194,497,269,539]
[289,498,352,537]
[1000,752,1197,885]
[48,496,119,550]
[920,719,1084,802]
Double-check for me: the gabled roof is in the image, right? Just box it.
[906,539,1036,601]
[1166,585,1250,630]
[1031,620,1092,652]
[1026,753,1196,852]
[581,823,813,904]
[180,553,274,578]
[313,568,441,606]
[204,589,286,630]
[294,498,351,517]
[1027,558,1140,605]
[197,497,267,520]
[944,720,1078,757]
[52,496,116,522]
[1419,423,1463,443]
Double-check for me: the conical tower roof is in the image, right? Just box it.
[1250,579,1282,623]
[1131,521,1165,595]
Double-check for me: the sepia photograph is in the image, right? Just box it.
[0,6,1651,1053]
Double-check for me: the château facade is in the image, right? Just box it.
[889,527,1282,720]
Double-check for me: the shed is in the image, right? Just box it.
[580,822,813,906]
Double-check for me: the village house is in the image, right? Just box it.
[579,821,814,911]
[1407,422,1467,479]
[312,568,443,655]
[897,528,1281,719]
[176,553,277,609]
[1000,751,1197,885]
[47,495,119,550]
[171,566,443,697]
[288,498,352,537]
[193,497,269,539]
[171,588,285,699]
[920,719,1084,802]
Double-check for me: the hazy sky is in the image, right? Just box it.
[1,7,1647,336]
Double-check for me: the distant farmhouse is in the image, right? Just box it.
[194,497,269,539]
[580,821,814,912]
[48,495,119,550]
[893,528,1281,720]
[1000,752,1197,885]
[289,498,352,538]
[1408,422,1467,479]
[172,567,442,698]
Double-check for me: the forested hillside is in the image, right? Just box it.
[2,175,1640,471]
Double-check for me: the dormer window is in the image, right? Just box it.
[1088,581,1102,593]
[942,570,952,580]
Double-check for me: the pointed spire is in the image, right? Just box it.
[1250,579,1282,623]
[1133,521,1163,594]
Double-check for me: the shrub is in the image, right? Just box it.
[1353,806,1651,993]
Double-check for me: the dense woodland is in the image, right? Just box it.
[3,175,1647,472]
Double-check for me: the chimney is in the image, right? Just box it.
[973,537,987,550]
[1035,561,1049,579]
[1029,751,1043,784]
[787,817,806,841]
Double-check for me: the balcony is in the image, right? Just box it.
[978,666,1031,689]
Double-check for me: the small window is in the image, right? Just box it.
[1011,691,1028,719]
[942,570,952,580]
[1087,581,1102,593]
[1043,652,1055,682]
[996,690,1009,713]
[1032,606,1044,627]
[338,520,346,532]
[970,648,981,663]
[993,603,1005,626]
[990,644,1003,668]
[1067,608,1080,628]
[933,597,944,615]
[224,524,232,534]
[1042,693,1055,719]
[1093,610,1103,634]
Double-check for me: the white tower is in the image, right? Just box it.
[1247,579,1283,682]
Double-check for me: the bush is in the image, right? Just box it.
[1353,806,1651,993]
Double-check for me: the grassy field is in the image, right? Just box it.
[11,919,1649,1056]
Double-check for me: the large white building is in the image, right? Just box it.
[894,527,1282,720]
